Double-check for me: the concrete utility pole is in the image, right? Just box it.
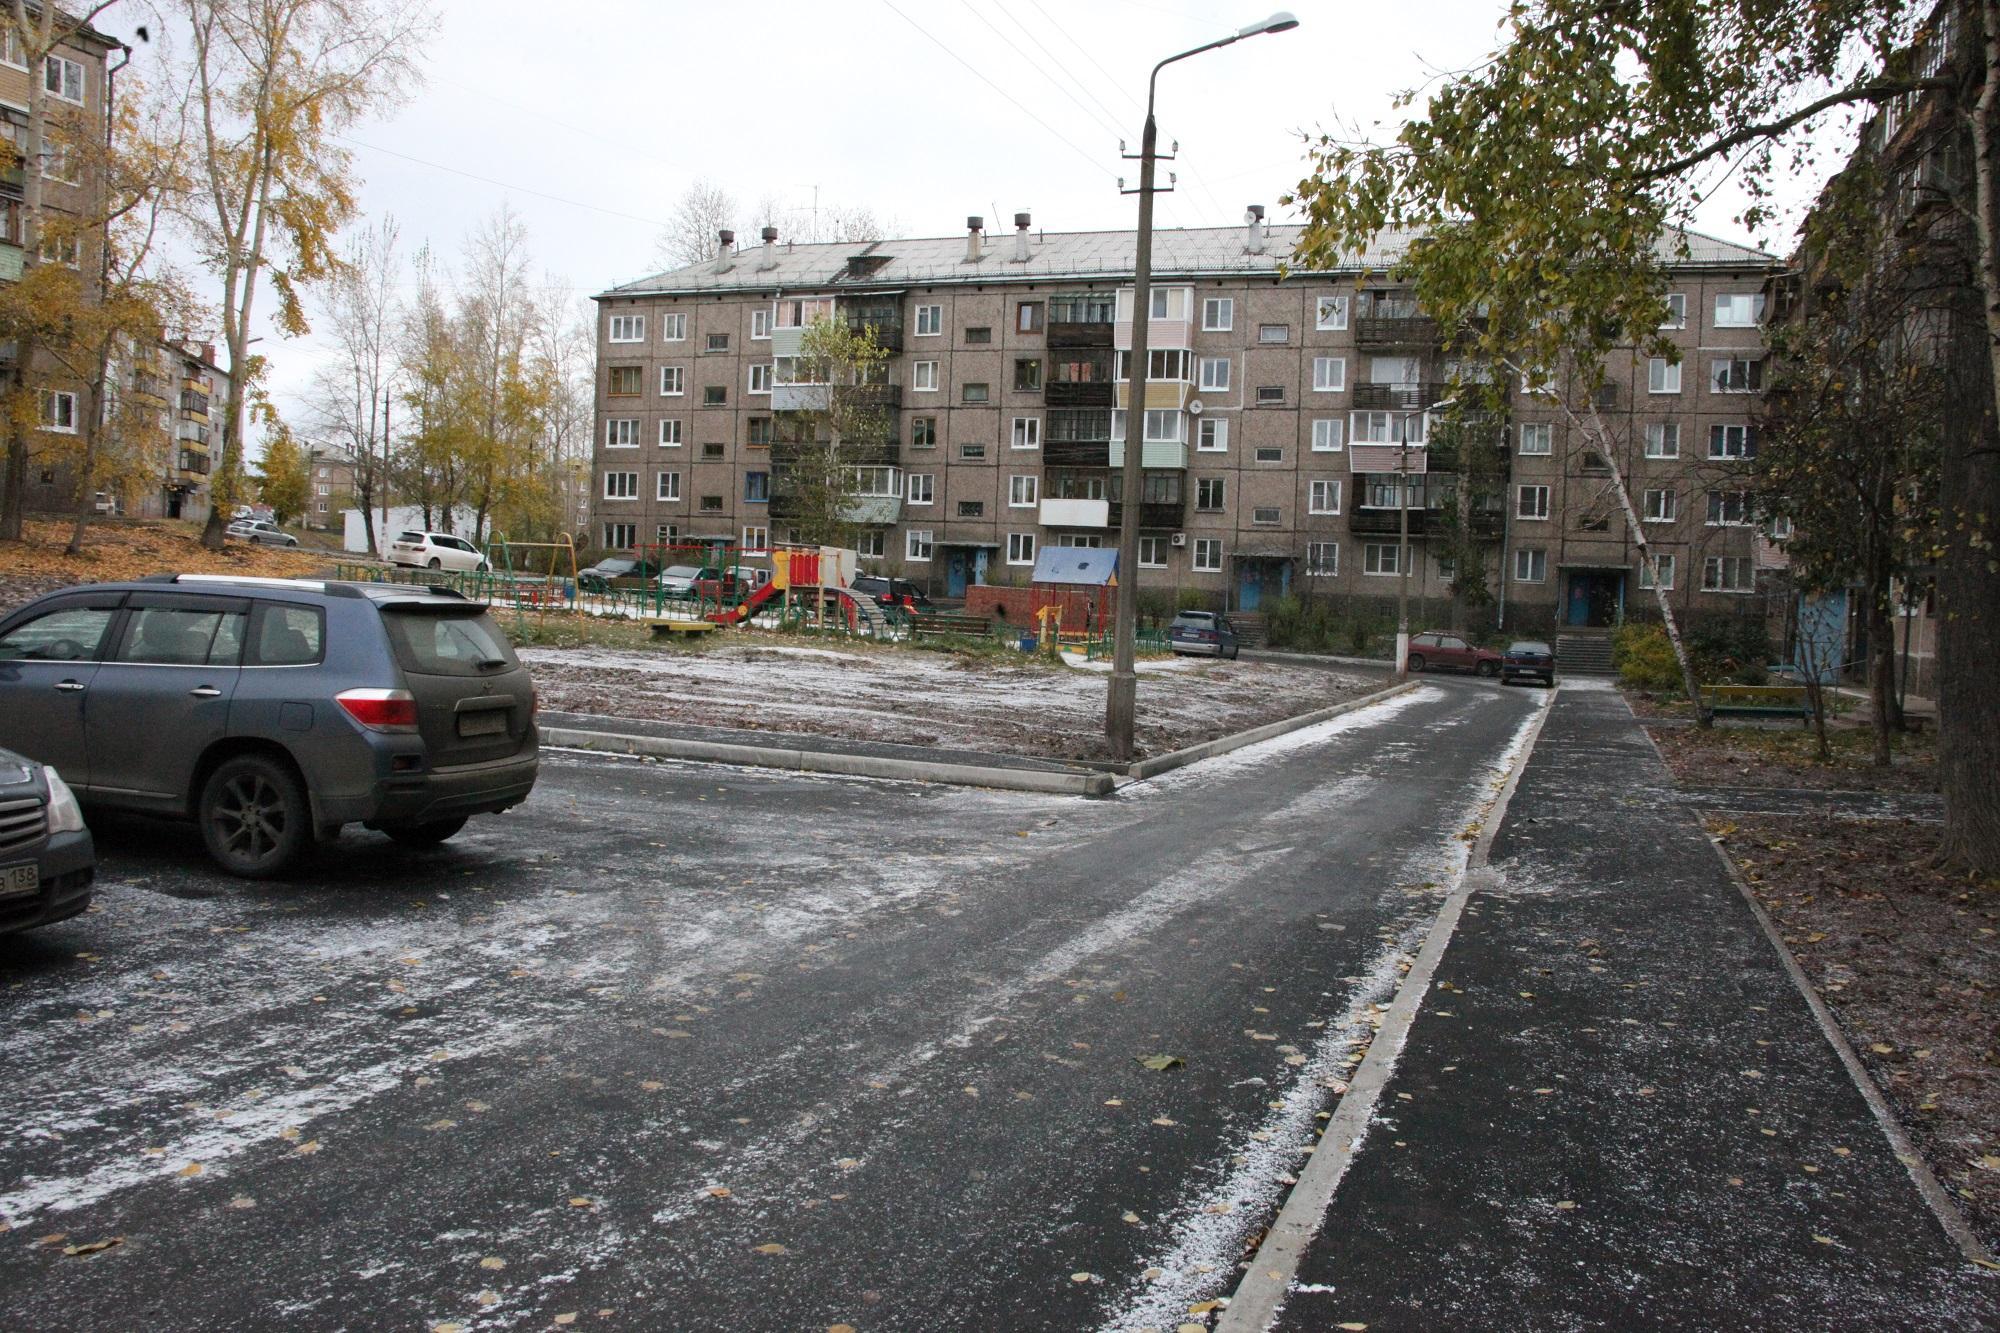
[1106,11,1299,761]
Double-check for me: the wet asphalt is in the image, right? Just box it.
[0,678,1539,1332]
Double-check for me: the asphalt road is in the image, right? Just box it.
[0,677,1543,1332]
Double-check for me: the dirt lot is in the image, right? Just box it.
[0,519,331,615]
[1715,814,1999,1251]
[521,638,1383,762]
[1647,717,1939,793]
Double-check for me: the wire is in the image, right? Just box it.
[426,73,688,176]
[333,135,670,229]
[956,0,1124,144]
[995,0,1137,136]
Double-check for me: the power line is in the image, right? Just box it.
[955,0,1125,145]
[334,135,670,230]
[997,0,1140,135]
[427,74,687,176]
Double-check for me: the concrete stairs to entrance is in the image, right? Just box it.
[1231,612,1270,648]
[1556,631,1617,676]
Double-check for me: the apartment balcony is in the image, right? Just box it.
[772,382,828,413]
[1107,500,1187,529]
[0,242,21,283]
[1108,440,1188,470]
[1039,497,1109,528]
[841,495,903,525]
[1350,507,1435,536]
[1045,439,1111,467]
[1115,381,1191,411]
[1045,380,1114,408]
[1348,443,1429,474]
[1047,319,1114,349]
[1353,382,1453,411]
[849,383,902,413]
[771,437,899,468]
[770,326,806,358]
[1113,314,1192,351]
[1354,316,1441,349]
[843,310,903,353]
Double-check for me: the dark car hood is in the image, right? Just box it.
[0,747,44,798]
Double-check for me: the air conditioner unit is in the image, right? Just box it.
[1170,532,1187,547]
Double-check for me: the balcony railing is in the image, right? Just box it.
[1350,507,1435,536]
[1352,382,1452,411]
[1039,497,1109,528]
[843,312,903,354]
[1048,319,1114,348]
[1045,440,1111,468]
[771,437,899,468]
[1107,500,1187,529]
[1354,316,1441,348]
[1046,380,1114,407]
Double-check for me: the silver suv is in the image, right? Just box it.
[0,576,539,877]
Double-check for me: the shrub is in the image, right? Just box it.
[1614,621,1683,691]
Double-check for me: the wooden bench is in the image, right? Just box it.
[911,612,992,640]
[1700,684,1813,722]
[643,618,720,637]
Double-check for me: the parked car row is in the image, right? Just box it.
[1404,631,1556,687]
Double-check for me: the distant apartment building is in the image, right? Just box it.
[590,214,1780,630]
[111,338,226,522]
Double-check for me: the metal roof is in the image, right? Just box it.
[598,224,1779,301]
[1031,547,1119,587]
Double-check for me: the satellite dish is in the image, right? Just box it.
[1188,399,1205,415]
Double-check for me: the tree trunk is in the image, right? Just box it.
[0,418,24,542]
[63,385,102,556]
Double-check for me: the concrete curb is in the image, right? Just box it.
[539,725,1116,797]
[1121,680,1419,781]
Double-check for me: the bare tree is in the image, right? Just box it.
[655,179,735,269]
[305,215,400,554]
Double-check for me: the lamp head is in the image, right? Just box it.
[1239,11,1300,37]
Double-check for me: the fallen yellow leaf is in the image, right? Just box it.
[479,1256,505,1270]
[177,1163,203,1178]
[752,1243,788,1255]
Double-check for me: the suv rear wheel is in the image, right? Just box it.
[383,816,468,847]
[199,754,310,878]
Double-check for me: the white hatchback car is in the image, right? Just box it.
[387,530,489,572]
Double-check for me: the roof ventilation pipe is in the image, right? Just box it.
[1012,212,1032,263]
[759,225,779,271]
[715,229,736,272]
[965,216,984,263]
[1244,205,1266,255]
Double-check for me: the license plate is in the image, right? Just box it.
[457,709,508,738]
[0,862,38,899]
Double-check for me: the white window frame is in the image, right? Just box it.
[1647,358,1681,394]
[1363,543,1400,576]
[1516,484,1550,520]
[1517,423,1553,456]
[1513,548,1547,583]
[1709,357,1763,394]
[1315,294,1349,331]
[750,309,771,340]
[915,304,943,336]
[1309,479,1342,514]
[1202,297,1233,331]
[659,419,683,447]
[1702,555,1755,593]
[1712,293,1766,328]
[1149,287,1170,319]
[1709,423,1755,459]
[1007,532,1037,566]
[1198,356,1231,392]
[1312,356,1347,393]
[1642,488,1676,522]
[603,470,639,500]
[1706,490,1754,527]
[1306,541,1339,575]
[45,54,84,104]
[748,363,773,395]
[1012,416,1041,450]
[1009,475,1039,507]
[913,361,939,392]
[742,525,769,555]
[661,312,687,342]
[1644,422,1680,458]
[657,471,682,502]
[605,418,639,448]
[906,529,933,562]
[1660,292,1687,329]
[1195,477,1225,511]
[1311,418,1345,452]
[1138,535,1168,568]
[660,365,685,396]
[603,522,636,550]
[907,473,935,505]
[608,314,644,343]
[1197,418,1229,452]
[1191,538,1223,572]
[38,389,76,433]
[1639,554,1677,590]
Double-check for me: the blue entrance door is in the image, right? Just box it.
[1238,562,1263,611]
[946,550,969,598]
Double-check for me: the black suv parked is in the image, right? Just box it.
[0,576,539,878]
[850,574,933,614]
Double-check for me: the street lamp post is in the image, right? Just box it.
[1106,11,1299,761]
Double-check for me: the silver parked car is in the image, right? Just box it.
[225,518,299,547]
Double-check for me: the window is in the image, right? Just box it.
[1192,538,1222,572]
[603,522,636,550]
[965,326,992,345]
[744,472,769,503]
[609,315,644,343]
[893,418,929,452]
[1312,357,1347,392]
[45,54,84,104]
[960,442,987,460]
[1660,293,1687,329]
[1707,490,1753,526]
[1513,548,1547,583]
[748,364,773,394]
[1258,324,1290,344]
[1713,293,1766,328]
[1316,295,1349,330]
[1709,423,1756,458]
[707,332,730,352]
[1009,475,1039,507]
[1254,446,1284,462]
[1643,488,1676,522]
[1312,418,1345,452]
[1253,506,1281,525]
[1769,515,1794,541]
[1150,288,1170,318]
[851,530,884,559]
[898,529,932,562]
[1306,542,1339,575]
[657,471,682,502]
[1198,357,1231,392]
[1363,543,1400,576]
[1517,423,1552,455]
[1012,417,1041,449]
[1138,536,1168,568]
[659,419,683,447]
[1310,480,1341,514]
[1017,301,1044,333]
[1517,484,1550,520]
[1196,477,1225,511]
[38,390,77,433]
[1710,358,1763,394]
[1197,418,1229,452]
[655,524,678,546]
[957,500,984,517]
[1139,409,1182,443]
[1202,297,1233,331]
[660,366,685,396]
[915,304,943,336]
[751,309,771,340]
[1007,532,1036,565]
[743,526,769,555]
[851,466,899,496]
[114,603,246,667]
[914,361,939,392]
[603,471,639,499]
[700,495,724,512]
[1645,422,1680,458]
[702,442,726,460]
[703,385,727,405]
[1015,359,1043,391]
[746,417,772,447]
[908,473,935,505]
[1118,348,1192,382]
[662,312,687,341]
[1639,554,1677,589]
[1703,555,1755,592]
[608,366,642,396]
[604,419,639,448]
[1436,553,1457,582]
[963,382,990,404]
[0,29,22,68]
[1648,358,1681,394]
[248,605,325,667]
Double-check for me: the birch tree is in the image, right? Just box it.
[304,214,399,554]
[655,179,735,269]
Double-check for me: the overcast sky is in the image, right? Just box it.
[104,0,1812,448]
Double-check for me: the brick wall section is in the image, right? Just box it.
[965,585,1037,623]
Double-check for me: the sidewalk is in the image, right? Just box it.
[1261,683,1996,1330]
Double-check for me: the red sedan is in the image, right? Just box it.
[1407,631,1503,677]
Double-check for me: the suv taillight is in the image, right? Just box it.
[337,688,419,732]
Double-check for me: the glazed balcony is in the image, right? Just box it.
[1352,381,1453,411]
[1045,439,1111,467]
[1107,500,1187,529]
[1047,319,1114,349]
[1045,380,1114,408]
[1349,507,1435,536]
[1354,315,1441,349]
